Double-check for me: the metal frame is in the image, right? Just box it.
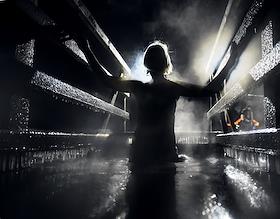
[15,0,130,121]
[31,71,129,119]
[68,0,131,77]
[206,0,280,119]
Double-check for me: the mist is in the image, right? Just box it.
[175,97,209,132]
[142,0,229,85]
[128,0,226,132]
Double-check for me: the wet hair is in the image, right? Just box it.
[143,41,173,75]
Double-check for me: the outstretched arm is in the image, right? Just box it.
[172,81,215,98]
[76,39,142,93]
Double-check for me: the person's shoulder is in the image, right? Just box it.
[164,78,184,89]
[129,79,144,86]
[156,79,182,97]
[127,79,146,93]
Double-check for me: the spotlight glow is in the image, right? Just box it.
[128,137,133,145]
[206,0,233,74]
[130,52,152,83]
[95,133,110,138]
[227,34,260,86]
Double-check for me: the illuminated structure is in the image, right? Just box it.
[1,1,280,219]
[0,0,130,171]
[207,0,280,163]
[1,0,280,170]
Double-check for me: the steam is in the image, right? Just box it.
[175,97,209,132]
[130,51,152,82]
[129,0,237,133]
[143,0,232,85]
[227,34,261,86]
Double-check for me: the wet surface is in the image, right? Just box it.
[1,146,280,219]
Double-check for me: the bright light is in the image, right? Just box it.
[95,133,110,138]
[192,30,233,84]
[227,34,260,86]
[205,0,234,74]
[215,46,231,76]
[130,52,152,83]
[127,137,133,145]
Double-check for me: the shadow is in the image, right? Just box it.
[125,164,177,219]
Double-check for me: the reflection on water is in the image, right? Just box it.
[202,194,232,219]
[0,145,280,219]
[0,158,130,219]
[224,146,280,174]
[225,165,270,208]
[88,159,129,218]
[126,164,176,219]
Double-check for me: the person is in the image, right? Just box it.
[234,106,259,131]
[77,39,212,165]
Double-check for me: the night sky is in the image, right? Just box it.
[83,0,241,84]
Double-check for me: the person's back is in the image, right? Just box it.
[77,39,212,166]
[131,79,179,164]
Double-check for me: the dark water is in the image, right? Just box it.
[0,146,280,219]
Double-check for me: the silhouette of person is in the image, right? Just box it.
[77,39,212,165]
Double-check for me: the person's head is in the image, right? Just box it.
[143,41,173,78]
[241,107,252,120]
